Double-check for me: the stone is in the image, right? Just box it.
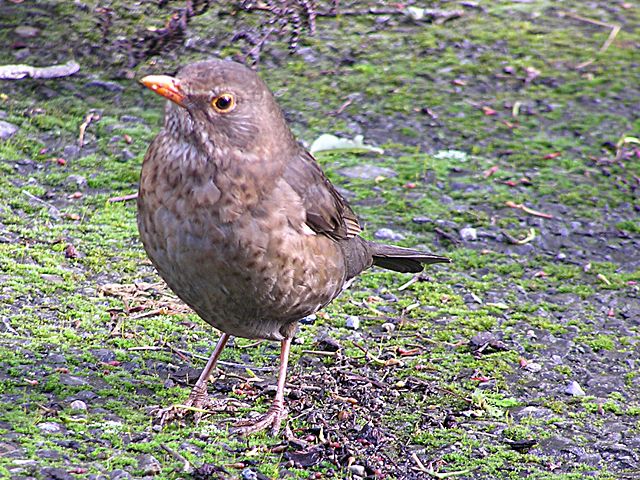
[40,274,65,284]
[523,362,542,373]
[59,374,89,387]
[91,348,116,362]
[0,120,19,140]
[374,228,405,241]
[63,144,81,159]
[45,353,67,364]
[349,465,366,476]
[85,80,125,92]
[37,422,64,433]
[109,469,132,480]
[338,165,397,180]
[137,454,161,475]
[65,174,88,190]
[459,227,478,241]
[565,381,586,396]
[70,400,88,411]
[345,316,360,330]
[15,26,40,38]
[241,468,258,480]
[40,467,74,480]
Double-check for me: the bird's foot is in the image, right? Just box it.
[154,384,212,426]
[231,401,287,436]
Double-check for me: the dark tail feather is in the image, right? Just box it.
[370,242,450,273]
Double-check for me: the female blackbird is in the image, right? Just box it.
[139,60,449,435]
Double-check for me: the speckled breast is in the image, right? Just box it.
[137,165,347,341]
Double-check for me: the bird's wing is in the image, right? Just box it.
[283,149,361,240]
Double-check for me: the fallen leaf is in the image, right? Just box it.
[310,133,383,155]
[397,347,422,356]
[64,243,79,259]
[483,165,499,178]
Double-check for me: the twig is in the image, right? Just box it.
[434,227,461,245]
[107,192,138,203]
[78,112,101,147]
[559,11,621,68]
[235,340,264,349]
[411,452,475,478]
[108,315,125,338]
[505,201,554,219]
[241,26,276,65]
[331,98,352,116]
[299,349,337,356]
[599,23,621,53]
[502,228,536,245]
[352,341,386,366]
[21,190,60,217]
[398,275,420,291]
[1,318,18,335]
[126,345,275,371]
[160,443,193,474]
[0,61,79,80]
[344,373,386,389]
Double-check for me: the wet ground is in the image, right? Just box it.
[0,1,639,479]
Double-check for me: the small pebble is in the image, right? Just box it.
[37,422,63,433]
[0,120,19,140]
[40,274,65,284]
[349,465,366,476]
[70,400,87,411]
[63,144,81,158]
[374,228,405,241]
[65,174,88,190]
[459,226,477,241]
[338,164,397,180]
[345,315,360,330]
[137,454,161,475]
[241,468,258,480]
[15,26,40,38]
[565,381,586,396]
[463,292,483,304]
[524,362,542,373]
[120,148,135,161]
[109,469,131,480]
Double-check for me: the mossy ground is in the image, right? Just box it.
[0,1,638,479]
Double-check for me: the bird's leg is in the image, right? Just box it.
[158,333,230,425]
[232,337,292,436]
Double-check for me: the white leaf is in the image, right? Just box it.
[309,134,384,155]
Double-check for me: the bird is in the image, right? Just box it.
[138,59,450,435]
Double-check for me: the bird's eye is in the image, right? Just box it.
[211,93,236,113]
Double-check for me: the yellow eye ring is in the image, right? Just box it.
[212,93,236,113]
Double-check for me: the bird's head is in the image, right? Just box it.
[141,60,293,155]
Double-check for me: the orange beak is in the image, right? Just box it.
[140,75,186,107]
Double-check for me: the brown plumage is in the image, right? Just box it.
[138,59,449,435]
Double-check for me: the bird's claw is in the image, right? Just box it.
[231,402,287,436]
[153,384,212,426]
